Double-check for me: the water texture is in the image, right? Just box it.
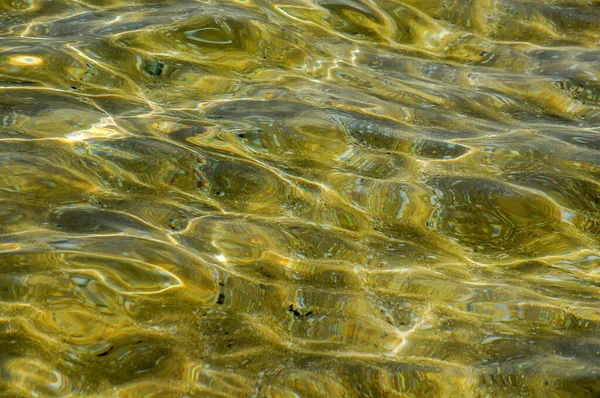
[0,0,600,396]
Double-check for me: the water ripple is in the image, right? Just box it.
[1,0,600,396]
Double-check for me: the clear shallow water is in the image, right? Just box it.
[0,0,600,396]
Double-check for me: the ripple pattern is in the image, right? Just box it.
[1,0,600,396]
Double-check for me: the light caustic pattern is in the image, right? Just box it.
[0,0,599,396]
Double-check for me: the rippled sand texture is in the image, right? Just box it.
[1,0,600,396]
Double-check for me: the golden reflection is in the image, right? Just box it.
[0,0,599,396]
[7,55,44,66]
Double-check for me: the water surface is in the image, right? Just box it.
[0,0,600,396]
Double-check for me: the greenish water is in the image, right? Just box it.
[0,0,599,396]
